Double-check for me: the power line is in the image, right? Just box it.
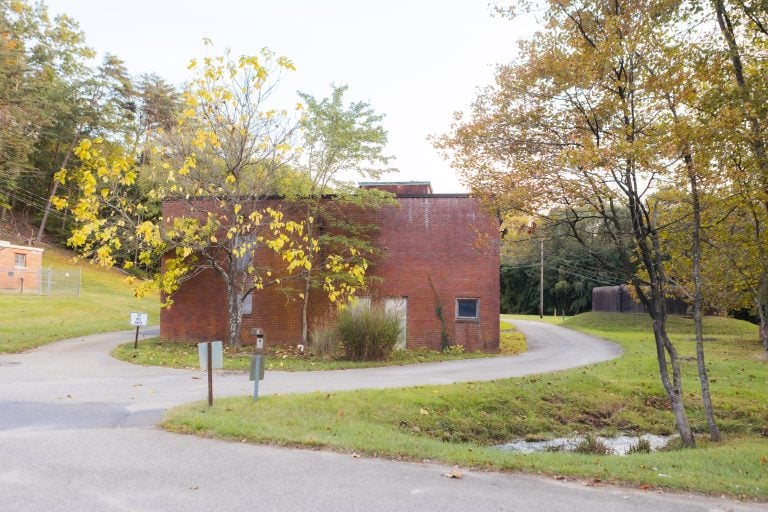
[1,188,75,225]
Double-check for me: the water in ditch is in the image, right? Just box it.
[496,433,672,455]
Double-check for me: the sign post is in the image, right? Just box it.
[207,342,213,406]
[197,341,223,406]
[249,328,266,401]
[129,312,148,349]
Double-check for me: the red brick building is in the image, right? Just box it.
[0,240,44,294]
[160,182,500,352]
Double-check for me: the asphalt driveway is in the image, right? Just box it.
[0,321,759,511]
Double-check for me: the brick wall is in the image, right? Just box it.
[160,193,500,352]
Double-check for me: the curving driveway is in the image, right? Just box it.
[0,321,759,511]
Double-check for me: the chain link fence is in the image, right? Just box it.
[0,267,81,296]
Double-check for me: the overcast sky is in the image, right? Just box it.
[43,1,537,192]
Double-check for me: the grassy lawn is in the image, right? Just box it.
[0,246,159,353]
[163,312,768,499]
[503,313,569,325]
[113,320,527,371]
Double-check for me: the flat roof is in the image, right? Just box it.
[358,181,433,186]
[0,241,44,252]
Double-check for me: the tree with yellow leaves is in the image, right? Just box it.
[55,46,363,346]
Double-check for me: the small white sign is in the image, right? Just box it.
[130,312,148,327]
[198,341,224,370]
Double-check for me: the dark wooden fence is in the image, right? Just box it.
[592,285,689,315]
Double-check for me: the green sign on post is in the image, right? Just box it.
[249,355,265,381]
[250,329,266,401]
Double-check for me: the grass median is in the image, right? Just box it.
[113,321,526,371]
[163,313,768,499]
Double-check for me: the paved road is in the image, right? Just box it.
[0,322,760,511]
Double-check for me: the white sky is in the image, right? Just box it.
[44,1,537,192]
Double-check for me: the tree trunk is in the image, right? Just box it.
[302,272,311,345]
[689,170,721,441]
[628,183,695,447]
[37,138,77,243]
[226,279,243,346]
[301,201,317,346]
[648,293,696,447]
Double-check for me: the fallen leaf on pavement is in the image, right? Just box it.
[442,470,463,479]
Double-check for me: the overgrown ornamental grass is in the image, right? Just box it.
[163,313,768,499]
[0,246,159,352]
[113,320,527,371]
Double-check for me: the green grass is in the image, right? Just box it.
[0,246,159,352]
[163,312,768,499]
[112,338,499,371]
[503,313,569,325]
[500,321,527,354]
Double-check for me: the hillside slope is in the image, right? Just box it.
[0,245,160,352]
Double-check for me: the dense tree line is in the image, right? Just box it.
[500,212,629,315]
[0,1,180,245]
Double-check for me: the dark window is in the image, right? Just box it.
[456,298,479,319]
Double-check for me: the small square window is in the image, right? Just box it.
[14,253,26,268]
[456,298,479,319]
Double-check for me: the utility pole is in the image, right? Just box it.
[539,238,544,319]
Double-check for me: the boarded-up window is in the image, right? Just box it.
[350,296,371,311]
[242,292,253,315]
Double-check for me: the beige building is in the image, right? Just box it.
[0,241,44,293]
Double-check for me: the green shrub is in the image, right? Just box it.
[573,435,612,455]
[627,438,652,454]
[310,318,339,360]
[336,306,401,361]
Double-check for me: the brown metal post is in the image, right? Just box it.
[133,326,140,350]
[539,239,544,319]
[207,341,213,407]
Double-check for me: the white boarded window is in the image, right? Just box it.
[349,296,371,312]
[241,292,253,315]
[384,297,407,350]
